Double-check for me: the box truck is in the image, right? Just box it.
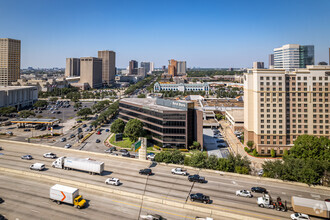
[50,184,86,209]
[291,196,330,219]
[52,156,104,175]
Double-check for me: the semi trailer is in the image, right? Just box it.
[52,156,104,175]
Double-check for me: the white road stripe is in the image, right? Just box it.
[31,210,39,213]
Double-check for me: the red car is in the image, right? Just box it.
[97,131,101,135]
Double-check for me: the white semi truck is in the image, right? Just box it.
[291,196,330,219]
[50,184,86,208]
[52,156,104,175]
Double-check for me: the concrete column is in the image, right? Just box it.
[138,137,147,160]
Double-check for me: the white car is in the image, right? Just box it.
[30,163,45,171]
[105,178,120,186]
[64,144,72,149]
[147,154,155,160]
[171,168,188,175]
[43,152,56,159]
[236,190,252,198]
[290,213,310,220]
[258,169,264,176]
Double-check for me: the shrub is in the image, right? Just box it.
[252,149,258,157]
[271,149,276,158]
[244,147,251,153]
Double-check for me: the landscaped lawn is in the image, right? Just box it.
[109,134,134,149]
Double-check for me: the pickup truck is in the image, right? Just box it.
[188,174,206,183]
[190,193,210,204]
[171,168,188,176]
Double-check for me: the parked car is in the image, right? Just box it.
[82,124,87,128]
[21,155,33,160]
[105,129,110,132]
[119,149,128,153]
[40,127,46,131]
[188,174,206,183]
[30,163,45,171]
[122,152,130,157]
[105,178,120,186]
[70,134,75,138]
[85,128,90,132]
[290,213,310,220]
[147,154,155,160]
[77,128,82,133]
[64,144,72,149]
[96,139,101,143]
[258,169,264,176]
[61,137,66,142]
[23,128,31,132]
[139,168,152,175]
[6,131,13,136]
[190,193,210,204]
[43,152,56,159]
[236,190,253,197]
[97,131,101,135]
[251,187,267,193]
[77,120,82,123]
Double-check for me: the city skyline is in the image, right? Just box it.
[1,0,330,68]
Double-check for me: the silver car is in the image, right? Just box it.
[236,190,252,197]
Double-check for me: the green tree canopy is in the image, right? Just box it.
[137,94,146,98]
[111,119,125,134]
[19,110,35,118]
[0,106,17,116]
[77,108,92,119]
[33,100,48,108]
[124,119,144,142]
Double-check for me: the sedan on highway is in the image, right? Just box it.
[188,174,206,183]
[139,168,152,175]
[251,187,267,193]
[236,190,253,198]
[290,213,310,220]
[64,144,72,149]
[60,137,66,142]
[105,178,121,186]
[43,152,56,159]
[21,155,33,160]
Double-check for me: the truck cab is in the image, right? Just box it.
[74,195,86,209]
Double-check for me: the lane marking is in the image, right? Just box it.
[311,194,320,198]
[31,210,39,213]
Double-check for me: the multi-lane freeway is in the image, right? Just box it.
[0,140,329,220]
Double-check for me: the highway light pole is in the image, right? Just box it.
[137,175,149,219]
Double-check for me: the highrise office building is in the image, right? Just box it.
[98,50,116,85]
[168,59,177,76]
[141,62,151,74]
[0,38,21,86]
[65,58,80,77]
[253,62,264,69]
[274,44,314,69]
[80,57,103,89]
[177,61,187,74]
[269,54,274,69]
[129,60,138,75]
[244,65,330,156]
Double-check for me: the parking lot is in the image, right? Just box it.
[203,128,230,158]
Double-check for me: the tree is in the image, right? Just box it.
[271,149,276,158]
[206,155,218,170]
[19,110,35,118]
[283,149,289,157]
[246,141,254,150]
[189,151,208,168]
[124,119,144,142]
[318,61,328,65]
[189,141,201,150]
[33,100,48,108]
[252,149,258,157]
[74,102,82,109]
[49,97,58,103]
[111,119,125,134]
[77,108,92,119]
[0,106,17,116]
[137,94,146,98]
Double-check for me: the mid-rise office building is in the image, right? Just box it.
[0,86,38,109]
[177,61,187,74]
[168,59,177,76]
[244,65,330,156]
[269,54,274,69]
[98,50,116,86]
[65,58,80,77]
[253,62,264,69]
[0,38,21,86]
[138,67,146,78]
[80,57,103,89]
[274,44,314,69]
[154,82,209,93]
[129,60,138,75]
[119,98,203,149]
[141,62,153,74]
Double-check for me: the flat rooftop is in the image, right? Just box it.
[0,86,37,91]
[11,118,60,124]
[120,98,189,112]
[225,109,244,121]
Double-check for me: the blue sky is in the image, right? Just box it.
[1,0,329,68]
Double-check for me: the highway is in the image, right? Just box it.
[0,140,329,220]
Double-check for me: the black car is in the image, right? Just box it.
[96,139,101,143]
[190,193,210,204]
[139,168,152,175]
[122,152,130,157]
[77,120,82,123]
[251,187,267,193]
[188,174,206,183]
[0,197,4,204]
[23,128,31,132]
[78,128,82,133]
[70,134,75,138]
[82,124,87,128]
[119,149,128,153]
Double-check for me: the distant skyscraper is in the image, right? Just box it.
[162,65,166,71]
[150,62,154,73]
[98,50,116,85]
[129,60,138,74]
[141,62,151,74]
[0,38,21,86]
[274,44,314,69]
[138,67,146,78]
[65,58,80,77]
[269,54,274,69]
[80,57,103,89]
[253,62,264,69]
[177,61,187,74]
[168,59,177,76]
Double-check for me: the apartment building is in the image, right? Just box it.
[244,65,330,155]
[119,98,203,149]
[0,38,21,86]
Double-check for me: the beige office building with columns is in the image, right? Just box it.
[80,57,103,89]
[0,38,21,86]
[244,65,330,155]
[98,50,115,86]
